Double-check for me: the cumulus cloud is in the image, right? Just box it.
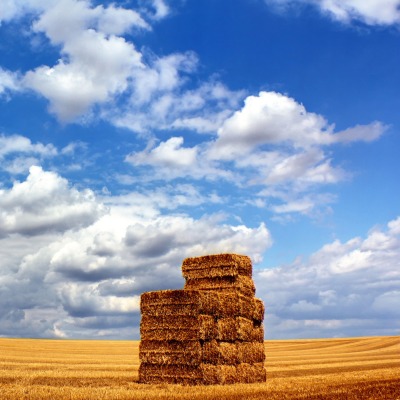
[0,167,271,338]
[127,90,384,215]
[0,166,105,236]
[210,91,385,160]
[0,134,57,159]
[23,0,145,121]
[255,216,400,338]
[265,0,400,26]
[0,68,20,95]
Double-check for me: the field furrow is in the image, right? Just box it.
[0,336,399,399]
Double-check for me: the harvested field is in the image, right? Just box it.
[0,336,399,399]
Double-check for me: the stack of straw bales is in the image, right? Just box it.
[139,254,266,385]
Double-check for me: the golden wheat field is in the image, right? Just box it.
[0,336,399,400]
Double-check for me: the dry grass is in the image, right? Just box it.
[0,336,399,399]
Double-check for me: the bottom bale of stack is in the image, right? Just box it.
[139,340,202,365]
[139,362,266,385]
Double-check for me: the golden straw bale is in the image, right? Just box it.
[139,340,201,365]
[199,315,217,340]
[237,342,265,364]
[139,363,204,384]
[141,290,220,317]
[141,289,196,305]
[184,275,256,297]
[216,292,254,319]
[217,317,237,342]
[138,375,203,385]
[182,254,252,280]
[253,298,265,323]
[217,316,255,342]
[141,315,198,330]
[140,328,197,342]
[236,316,255,341]
[202,340,239,365]
[140,314,216,341]
[250,325,265,343]
[200,364,238,385]
[236,363,266,383]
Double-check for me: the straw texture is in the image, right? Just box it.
[184,275,256,297]
[139,340,201,365]
[182,253,252,279]
[139,253,266,385]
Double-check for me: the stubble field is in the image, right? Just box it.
[0,336,399,400]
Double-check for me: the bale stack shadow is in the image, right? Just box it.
[139,254,266,385]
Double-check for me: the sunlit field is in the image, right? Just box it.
[0,336,399,399]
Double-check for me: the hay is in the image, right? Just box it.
[217,317,255,342]
[139,363,203,385]
[139,253,266,385]
[200,364,238,385]
[252,298,265,323]
[202,340,239,365]
[182,254,252,280]
[184,275,256,297]
[216,317,237,342]
[236,363,266,383]
[237,342,265,364]
[139,340,201,365]
[140,314,216,341]
[141,315,198,329]
[141,290,220,316]
[250,325,265,343]
[198,315,217,340]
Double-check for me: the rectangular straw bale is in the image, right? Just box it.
[141,289,195,305]
[250,325,265,343]
[216,292,255,319]
[184,275,256,297]
[202,340,239,364]
[138,374,203,385]
[199,314,217,340]
[237,342,265,364]
[217,316,255,341]
[236,316,255,341]
[217,317,237,342]
[141,289,220,317]
[141,315,198,330]
[139,363,204,384]
[200,364,238,385]
[139,340,201,365]
[182,254,253,280]
[140,314,216,341]
[236,363,266,384]
[140,290,197,316]
[253,298,265,323]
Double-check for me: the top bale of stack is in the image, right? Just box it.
[182,254,253,280]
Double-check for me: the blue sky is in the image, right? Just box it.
[0,0,399,339]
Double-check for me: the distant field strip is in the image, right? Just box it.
[0,336,399,399]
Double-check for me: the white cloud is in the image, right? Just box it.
[127,136,198,172]
[0,68,20,95]
[210,91,333,160]
[22,0,145,121]
[0,166,105,236]
[334,122,387,143]
[256,216,400,338]
[0,134,57,158]
[0,167,272,338]
[266,0,400,26]
[125,90,386,215]
[149,0,170,20]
